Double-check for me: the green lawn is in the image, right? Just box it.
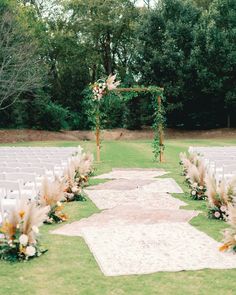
[1,139,236,295]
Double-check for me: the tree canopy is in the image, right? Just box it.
[0,0,235,130]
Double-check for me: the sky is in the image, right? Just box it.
[135,0,157,7]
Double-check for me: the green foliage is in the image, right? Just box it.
[67,0,139,78]
[0,0,235,131]
[0,240,47,262]
[100,92,125,129]
[193,0,213,9]
[0,93,69,131]
[149,88,166,161]
[137,0,236,129]
[32,97,70,131]
[123,94,142,130]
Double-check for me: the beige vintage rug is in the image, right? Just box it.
[84,190,186,210]
[51,168,236,276]
[93,168,168,180]
[82,223,236,276]
[52,207,199,237]
[88,178,183,193]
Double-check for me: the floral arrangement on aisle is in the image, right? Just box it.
[186,160,207,200]
[220,205,236,252]
[205,174,236,220]
[64,150,94,202]
[39,177,68,224]
[179,152,200,176]
[63,165,85,202]
[0,200,49,261]
[91,74,120,101]
[179,152,207,200]
[71,151,94,185]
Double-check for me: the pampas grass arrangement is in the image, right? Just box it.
[38,177,68,224]
[63,165,85,202]
[70,151,94,184]
[64,151,94,202]
[0,145,94,261]
[180,152,199,168]
[205,174,236,220]
[180,152,208,200]
[186,160,207,200]
[220,205,236,252]
[0,200,49,261]
[179,152,192,176]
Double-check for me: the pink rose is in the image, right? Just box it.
[214,211,221,218]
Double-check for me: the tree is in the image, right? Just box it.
[46,16,91,124]
[67,0,139,79]
[191,0,236,127]
[0,9,43,110]
[193,0,213,10]
[136,0,201,128]
[143,0,152,9]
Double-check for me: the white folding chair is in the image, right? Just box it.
[4,172,38,194]
[0,167,21,173]
[0,180,22,213]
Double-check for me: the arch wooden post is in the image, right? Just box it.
[95,113,101,162]
[157,95,164,163]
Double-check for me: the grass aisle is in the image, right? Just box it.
[1,139,236,295]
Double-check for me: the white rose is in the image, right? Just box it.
[19,234,28,246]
[32,226,39,234]
[193,183,198,187]
[192,191,196,196]
[57,201,62,207]
[25,246,36,257]
[71,186,78,193]
[199,186,203,190]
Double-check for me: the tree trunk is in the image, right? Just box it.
[227,113,231,128]
[92,64,97,82]
[103,32,112,75]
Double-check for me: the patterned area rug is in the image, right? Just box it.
[51,168,236,276]
[52,208,198,237]
[84,190,186,210]
[82,223,236,276]
[93,168,168,179]
[88,178,183,193]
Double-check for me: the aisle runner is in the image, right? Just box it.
[82,223,236,276]
[93,168,168,179]
[84,190,186,210]
[88,178,183,193]
[52,207,198,237]
[52,168,236,276]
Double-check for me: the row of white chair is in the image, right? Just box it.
[189,146,236,181]
[0,147,80,217]
[0,175,40,214]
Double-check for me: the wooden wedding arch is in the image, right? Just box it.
[93,85,165,163]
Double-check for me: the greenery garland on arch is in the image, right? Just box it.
[90,75,165,163]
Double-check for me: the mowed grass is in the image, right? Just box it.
[1,138,236,295]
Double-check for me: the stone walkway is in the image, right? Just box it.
[52,168,236,276]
